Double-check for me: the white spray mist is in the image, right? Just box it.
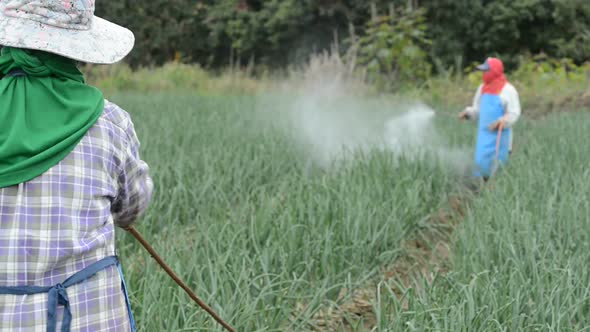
[258,53,470,172]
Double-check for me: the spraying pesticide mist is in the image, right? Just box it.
[257,55,470,171]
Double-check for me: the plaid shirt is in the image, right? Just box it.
[0,101,153,331]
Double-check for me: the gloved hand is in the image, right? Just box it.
[458,106,474,120]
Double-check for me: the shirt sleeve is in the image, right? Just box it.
[111,114,154,228]
[465,84,483,120]
[501,83,521,127]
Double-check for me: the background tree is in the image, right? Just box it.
[96,0,590,70]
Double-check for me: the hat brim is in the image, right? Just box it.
[0,5,134,64]
[476,62,490,71]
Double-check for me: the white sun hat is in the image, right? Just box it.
[0,0,134,64]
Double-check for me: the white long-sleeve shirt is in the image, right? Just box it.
[465,83,521,151]
[465,83,521,127]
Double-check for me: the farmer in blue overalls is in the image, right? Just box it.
[459,57,521,181]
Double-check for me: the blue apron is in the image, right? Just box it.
[0,256,136,332]
[474,93,511,177]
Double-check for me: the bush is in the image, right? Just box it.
[85,51,590,121]
[424,55,590,117]
[356,6,432,91]
[84,62,269,96]
[96,1,590,71]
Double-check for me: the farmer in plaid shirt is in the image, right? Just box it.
[0,1,153,331]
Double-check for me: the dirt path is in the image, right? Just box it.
[301,193,470,331]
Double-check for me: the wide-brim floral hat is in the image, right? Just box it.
[0,0,134,64]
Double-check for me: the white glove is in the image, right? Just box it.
[458,106,475,120]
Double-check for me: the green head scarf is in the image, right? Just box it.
[0,47,104,188]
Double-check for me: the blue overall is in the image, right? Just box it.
[0,256,136,332]
[474,93,511,177]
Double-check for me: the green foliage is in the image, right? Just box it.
[205,0,310,66]
[95,1,209,67]
[512,55,590,83]
[425,0,590,68]
[97,1,590,73]
[83,62,268,96]
[84,54,590,122]
[464,55,590,87]
[357,7,432,90]
[452,55,590,117]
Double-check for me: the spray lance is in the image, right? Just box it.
[123,226,237,332]
[490,117,505,177]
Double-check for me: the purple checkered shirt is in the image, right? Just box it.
[0,101,154,331]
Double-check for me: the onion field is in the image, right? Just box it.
[112,93,589,331]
